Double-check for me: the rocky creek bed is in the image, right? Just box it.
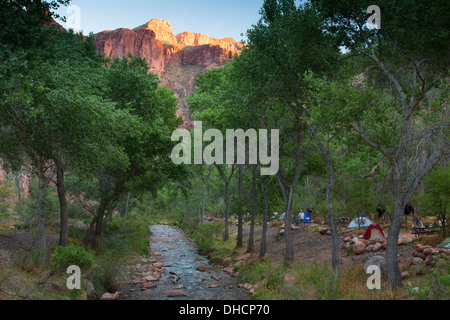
[119,225,249,300]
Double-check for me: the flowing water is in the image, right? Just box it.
[121,225,248,300]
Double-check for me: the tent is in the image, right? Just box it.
[348,217,373,229]
[363,224,386,241]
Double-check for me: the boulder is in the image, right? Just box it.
[372,242,382,252]
[414,252,427,260]
[412,257,424,265]
[167,290,188,298]
[418,245,432,253]
[364,256,387,274]
[86,282,97,300]
[401,271,411,279]
[101,292,120,300]
[141,282,157,289]
[425,254,434,266]
[403,238,413,245]
[196,264,210,272]
[354,241,367,255]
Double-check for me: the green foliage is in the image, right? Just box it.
[415,166,449,220]
[103,216,151,257]
[50,245,95,270]
[191,223,224,255]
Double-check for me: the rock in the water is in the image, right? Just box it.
[167,290,187,298]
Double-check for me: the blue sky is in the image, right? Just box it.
[55,0,265,42]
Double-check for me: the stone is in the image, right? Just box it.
[364,256,387,274]
[372,242,382,252]
[412,257,424,265]
[366,244,374,252]
[196,264,210,272]
[86,281,97,300]
[425,254,434,265]
[153,262,163,269]
[403,238,413,245]
[344,237,351,242]
[354,241,367,255]
[401,271,411,279]
[418,245,432,253]
[414,252,427,260]
[167,290,188,298]
[141,282,157,289]
[145,275,160,282]
[101,292,120,300]
[423,248,435,255]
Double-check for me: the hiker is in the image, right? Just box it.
[404,203,415,216]
[298,210,305,226]
[376,203,387,223]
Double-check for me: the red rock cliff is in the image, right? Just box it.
[93,19,241,127]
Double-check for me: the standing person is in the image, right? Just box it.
[405,203,415,228]
[298,210,305,226]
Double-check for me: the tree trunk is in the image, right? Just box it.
[259,176,269,258]
[36,169,47,265]
[86,201,108,249]
[325,156,339,271]
[124,192,131,220]
[224,181,230,241]
[202,181,206,225]
[236,166,243,249]
[285,186,295,262]
[55,160,68,247]
[246,169,257,254]
[386,171,404,287]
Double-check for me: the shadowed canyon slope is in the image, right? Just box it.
[94,19,242,128]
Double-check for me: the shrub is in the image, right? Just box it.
[50,245,95,270]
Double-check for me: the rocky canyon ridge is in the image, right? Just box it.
[94,19,242,128]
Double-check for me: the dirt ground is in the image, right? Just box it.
[0,232,59,268]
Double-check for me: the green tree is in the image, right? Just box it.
[311,0,450,287]
[83,54,185,248]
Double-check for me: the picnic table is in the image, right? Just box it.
[411,226,438,238]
